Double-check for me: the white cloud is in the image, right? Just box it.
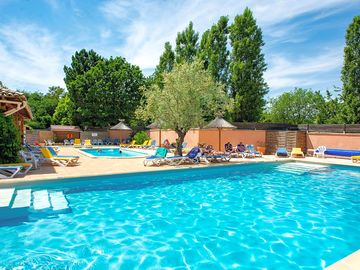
[100,0,352,70]
[265,48,343,95]
[0,24,66,91]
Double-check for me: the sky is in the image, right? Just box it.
[0,0,359,97]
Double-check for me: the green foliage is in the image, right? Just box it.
[133,131,149,144]
[137,60,228,155]
[0,114,21,163]
[267,88,327,124]
[153,42,175,87]
[198,16,230,85]
[317,90,343,124]
[229,7,268,122]
[341,16,360,123]
[66,56,144,128]
[175,22,199,63]
[52,93,74,125]
[24,86,65,129]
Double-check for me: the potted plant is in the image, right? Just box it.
[257,141,266,155]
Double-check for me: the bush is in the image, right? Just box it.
[133,131,150,144]
[0,113,21,163]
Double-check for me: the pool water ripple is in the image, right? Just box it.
[0,163,359,269]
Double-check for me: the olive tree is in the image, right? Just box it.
[138,60,228,155]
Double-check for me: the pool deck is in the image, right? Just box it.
[0,145,359,268]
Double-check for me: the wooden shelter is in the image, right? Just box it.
[50,125,81,142]
[110,120,132,142]
[0,86,33,142]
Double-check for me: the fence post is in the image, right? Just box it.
[344,124,346,134]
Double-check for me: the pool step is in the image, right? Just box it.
[0,188,15,207]
[277,162,328,175]
[0,188,70,220]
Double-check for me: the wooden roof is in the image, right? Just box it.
[0,86,33,119]
[50,125,81,132]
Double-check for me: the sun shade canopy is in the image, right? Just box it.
[204,116,236,129]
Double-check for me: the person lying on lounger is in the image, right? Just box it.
[237,142,246,153]
[225,142,233,153]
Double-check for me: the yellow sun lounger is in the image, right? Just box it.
[84,139,93,148]
[352,156,360,163]
[74,138,82,148]
[290,148,305,158]
[41,148,79,167]
[132,140,149,148]
[121,140,136,148]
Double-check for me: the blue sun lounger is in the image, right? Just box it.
[166,147,201,165]
[143,147,167,166]
[275,148,289,157]
[0,165,23,179]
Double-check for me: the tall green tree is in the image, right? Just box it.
[153,42,175,87]
[24,86,65,129]
[266,88,326,124]
[175,22,199,63]
[341,16,360,123]
[137,60,228,155]
[52,93,75,125]
[198,16,229,85]
[64,49,103,125]
[229,7,268,122]
[67,56,144,128]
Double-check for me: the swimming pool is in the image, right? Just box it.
[0,162,359,269]
[80,147,147,158]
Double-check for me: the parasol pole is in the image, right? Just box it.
[218,127,221,152]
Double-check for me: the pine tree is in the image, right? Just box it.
[175,22,199,63]
[229,8,268,122]
[341,16,360,123]
[153,42,175,87]
[198,16,229,85]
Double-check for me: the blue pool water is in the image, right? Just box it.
[0,162,359,269]
[80,147,147,158]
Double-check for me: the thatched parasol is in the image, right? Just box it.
[204,116,236,151]
[110,119,132,143]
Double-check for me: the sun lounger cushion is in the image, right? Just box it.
[325,149,360,157]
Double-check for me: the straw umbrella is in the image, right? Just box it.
[204,116,236,151]
[110,119,132,144]
[146,122,162,146]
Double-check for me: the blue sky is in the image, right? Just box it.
[0,0,359,97]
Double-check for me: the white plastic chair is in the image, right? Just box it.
[314,146,326,158]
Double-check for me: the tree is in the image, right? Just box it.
[0,113,21,163]
[198,16,229,85]
[341,16,360,123]
[267,88,325,124]
[153,42,175,87]
[229,7,268,122]
[175,22,199,63]
[317,90,343,124]
[24,86,65,129]
[67,56,144,127]
[64,49,103,125]
[52,93,74,125]
[137,60,228,155]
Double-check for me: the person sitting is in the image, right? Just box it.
[237,142,246,153]
[224,142,233,153]
[163,139,171,148]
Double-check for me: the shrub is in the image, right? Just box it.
[0,113,21,163]
[133,131,150,144]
